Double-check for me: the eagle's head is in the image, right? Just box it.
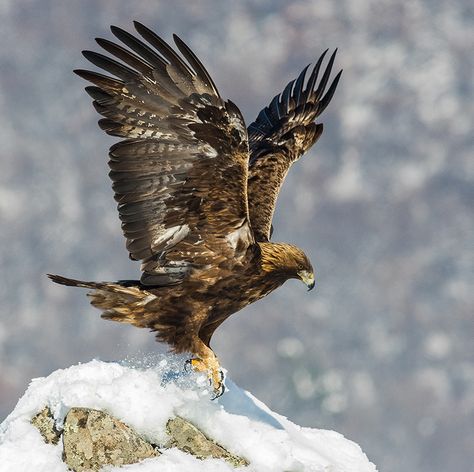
[258,242,315,291]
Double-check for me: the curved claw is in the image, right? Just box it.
[184,358,192,372]
[211,379,225,400]
[210,369,226,400]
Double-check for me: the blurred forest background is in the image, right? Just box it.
[0,1,472,471]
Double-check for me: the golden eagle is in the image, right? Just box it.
[49,22,341,396]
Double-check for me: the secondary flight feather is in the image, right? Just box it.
[49,21,341,397]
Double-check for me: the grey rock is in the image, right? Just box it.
[166,416,249,467]
[62,407,159,472]
[31,406,61,445]
[30,406,249,469]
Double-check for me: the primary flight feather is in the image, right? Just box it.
[49,21,341,396]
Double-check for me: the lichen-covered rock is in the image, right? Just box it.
[31,406,61,445]
[166,416,249,467]
[62,407,159,472]
[30,407,248,469]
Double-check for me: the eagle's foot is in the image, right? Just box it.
[185,357,225,399]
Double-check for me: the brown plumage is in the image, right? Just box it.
[49,21,341,396]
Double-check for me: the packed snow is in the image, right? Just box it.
[0,357,376,471]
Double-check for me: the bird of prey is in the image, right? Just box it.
[49,21,341,397]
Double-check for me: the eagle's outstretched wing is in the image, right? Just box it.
[75,22,252,286]
[247,50,342,241]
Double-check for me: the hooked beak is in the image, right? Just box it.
[298,270,315,291]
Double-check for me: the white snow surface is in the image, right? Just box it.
[0,357,377,472]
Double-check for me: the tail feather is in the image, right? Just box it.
[47,273,187,348]
[47,274,101,289]
[48,273,154,325]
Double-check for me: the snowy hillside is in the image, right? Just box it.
[0,358,376,471]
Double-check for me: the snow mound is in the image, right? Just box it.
[0,357,377,471]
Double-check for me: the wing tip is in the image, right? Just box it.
[110,24,121,35]
[133,20,145,31]
[73,68,93,80]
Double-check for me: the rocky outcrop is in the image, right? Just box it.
[166,416,248,467]
[31,406,248,471]
[62,408,159,471]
